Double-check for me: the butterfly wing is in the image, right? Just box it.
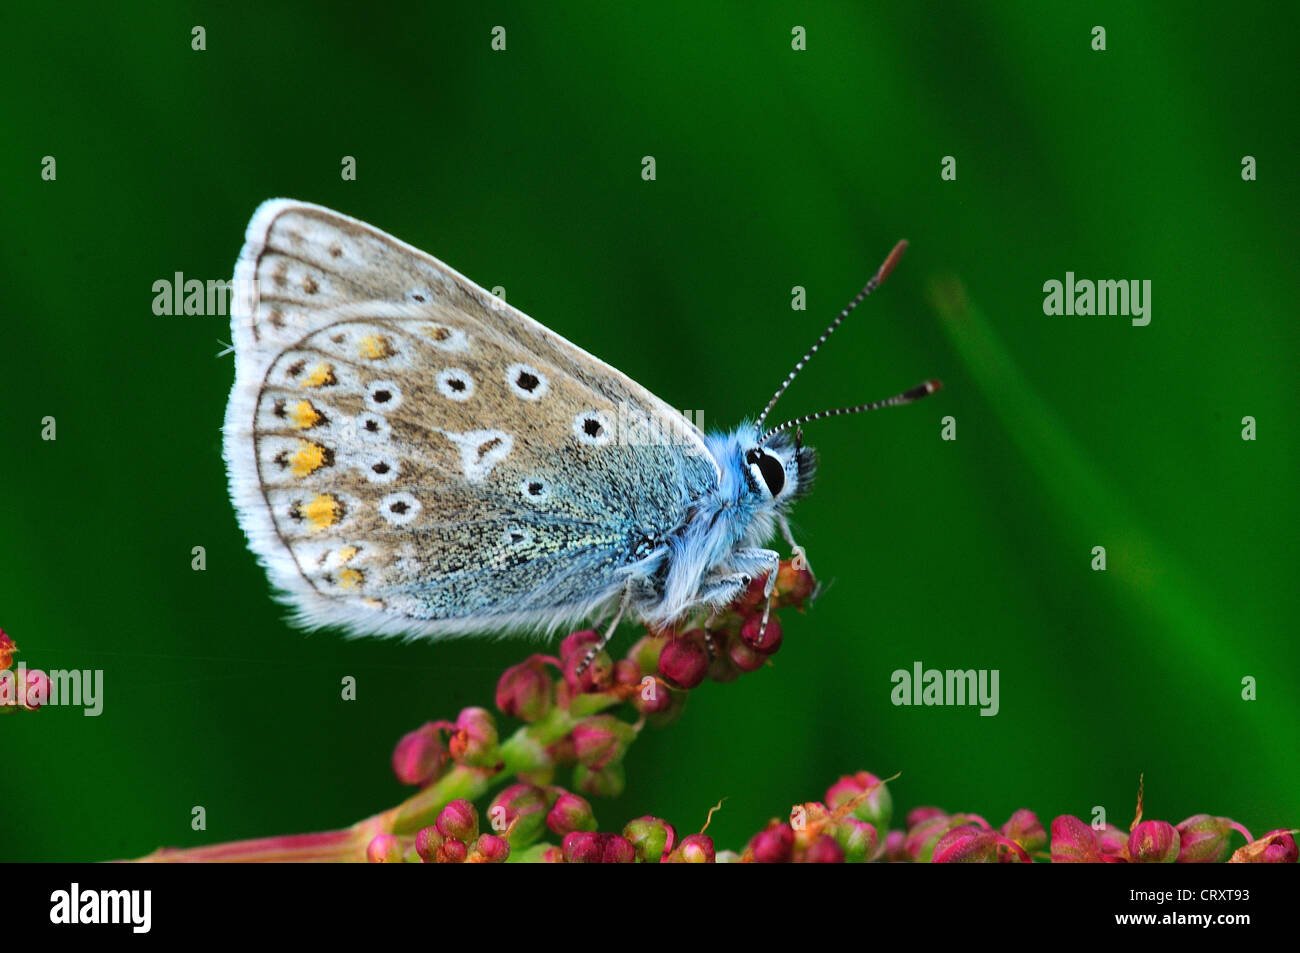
[224,200,718,638]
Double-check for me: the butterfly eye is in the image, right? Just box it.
[747,448,786,497]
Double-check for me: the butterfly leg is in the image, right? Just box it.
[729,547,783,648]
[575,581,635,676]
[778,514,814,578]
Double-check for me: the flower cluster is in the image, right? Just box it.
[127,565,1297,863]
[0,629,49,713]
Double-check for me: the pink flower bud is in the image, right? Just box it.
[487,783,549,847]
[366,833,403,863]
[560,630,612,692]
[540,845,565,863]
[739,614,783,655]
[666,833,715,863]
[1050,815,1105,863]
[469,833,511,863]
[435,798,479,842]
[601,835,638,864]
[1001,809,1047,853]
[1175,815,1241,863]
[749,823,795,863]
[933,827,999,863]
[391,722,448,786]
[905,814,956,862]
[825,771,893,835]
[833,818,879,863]
[571,715,636,771]
[496,655,553,723]
[774,563,815,607]
[1230,829,1298,864]
[561,831,605,863]
[906,806,947,829]
[1097,824,1129,859]
[805,833,846,863]
[1128,821,1180,863]
[885,830,908,862]
[629,673,673,716]
[414,826,444,863]
[623,816,677,863]
[448,707,498,766]
[0,629,15,670]
[546,791,597,836]
[658,631,709,689]
[726,634,767,673]
[436,838,468,863]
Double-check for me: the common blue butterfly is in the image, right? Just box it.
[223,201,939,666]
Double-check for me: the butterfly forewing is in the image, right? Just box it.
[224,201,717,637]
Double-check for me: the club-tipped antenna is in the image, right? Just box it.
[758,379,942,446]
[753,240,910,432]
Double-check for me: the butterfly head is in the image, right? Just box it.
[742,430,815,504]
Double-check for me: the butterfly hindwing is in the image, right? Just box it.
[224,200,718,637]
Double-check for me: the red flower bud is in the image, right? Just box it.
[436,838,468,863]
[487,783,549,847]
[571,714,636,771]
[1129,821,1180,863]
[546,791,597,836]
[560,630,612,692]
[906,806,947,829]
[1175,814,1239,863]
[826,771,893,836]
[833,818,879,863]
[1050,815,1105,863]
[448,707,498,766]
[435,798,479,842]
[933,827,1000,863]
[366,833,402,863]
[885,830,908,862]
[666,833,715,863]
[739,614,783,655]
[496,655,553,723]
[1097,824,1129,860]
[469,833,511,863]
[414,826,444,863]
[774,563,815,606]
[726,634,767,673]
[1230,829,1298,864]
[630,673,673,715]
[623,816,677,863]
[562,831,605,863]
[749,822,795,863]
[391,722,448,787]
[805,833,846,863]
[1001,809,1047,853]
[658,631,709,689]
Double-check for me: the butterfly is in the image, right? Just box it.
[223,200,940,668]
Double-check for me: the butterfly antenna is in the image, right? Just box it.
[753,240,910,432]
[758,379,942,446]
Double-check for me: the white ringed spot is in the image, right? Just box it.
[506,363,550,400]
[573,410,612,447]
[378,492,421,526]
[365,380,402,411]
[435,367,476,401]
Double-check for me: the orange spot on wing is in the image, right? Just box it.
[290,442,329,477]
[290,400,323,430]
[302,494,342,531]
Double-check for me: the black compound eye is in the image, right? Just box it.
[749,449,785,497]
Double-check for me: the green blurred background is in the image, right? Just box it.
[3,2,1297,861]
